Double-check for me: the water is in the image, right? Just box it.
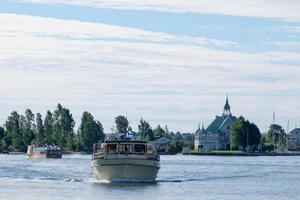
[1,154,300,200]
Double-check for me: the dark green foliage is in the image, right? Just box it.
[169,141,183,153]
[0,126,5,151]
[52,104,75,150]
[0,105,107,152]
[35,113,44,144]
[44,111,54,144]
[231,116,261,151]
[0,126,4,140]
[1,105,76,152]
[138,118,154,141]
[263,143,275,152]
[78,112,105,152]
[266,124,286,149]
[164,125,170,135]
[115,115,128,133]
[182,133,194,142]
[173,131,183,141]
[153,125,166,137]
[5,111,23,151]
[3,110,39,151]
[22,109,36,148]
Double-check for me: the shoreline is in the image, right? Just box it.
[2,151,300,157]
[0,151,92,155]
[187,151,300,156]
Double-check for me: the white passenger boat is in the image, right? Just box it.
[27,145,62,159]
[92,133,160,182]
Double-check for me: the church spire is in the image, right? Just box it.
[223,94,231,116]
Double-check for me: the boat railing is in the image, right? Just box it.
[93,152,159,161]
[93,152,105,160]
[147,153,160,161]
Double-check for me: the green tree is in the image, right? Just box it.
[53,104,63,146]
[266,124,286,149]
[35,113,44,144]
[78,112,105,152]
[138,118,153,141]
[173,131,183,141]
[153,124,165,138]
[171,141,183,153]
[53,103,75,150]
[0,126,4,140]
[164,125,170,135]
[5,111,23,151]
[231,116,261,151]
[21,109,35,148]
[44,111,54,144]
[0,126,4,152]
[115,115,128,133]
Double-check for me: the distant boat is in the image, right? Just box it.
[27,145,62,159]
[92,133,160,182]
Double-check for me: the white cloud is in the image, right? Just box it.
[0,13,300,132]
[270,26,300,33]
[0,13,237,48]
[264,41,300,50]
[18,0,300,21]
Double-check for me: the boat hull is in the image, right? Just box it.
[28,153,62,159]
[92,159,160,181]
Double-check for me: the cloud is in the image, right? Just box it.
[270,26,300,33]
[264,41,300,50]
[0,13,237,48]
[0,13,300,132]
[18,0,300,21]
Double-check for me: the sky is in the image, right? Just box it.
[0,0,300,133]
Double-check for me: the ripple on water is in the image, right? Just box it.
[1,154,300,200]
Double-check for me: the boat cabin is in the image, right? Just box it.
[93,141,158,160]
[106,141,146,155]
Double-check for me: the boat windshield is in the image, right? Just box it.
[107,144,117,154]
[35,147,46,153]
[119,144,133,154]
[134,144,146,155]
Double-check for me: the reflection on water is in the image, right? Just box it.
[92,180,158,188]
[1,154,300,200]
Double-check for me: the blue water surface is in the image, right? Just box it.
[0,154,300,200]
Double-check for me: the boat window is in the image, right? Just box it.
[118,144,133,154]
[107,144,117,154]
[134,144,146,155]
[147,145,155,155]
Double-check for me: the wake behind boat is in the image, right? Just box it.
[92,133,160,182]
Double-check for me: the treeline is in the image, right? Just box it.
[0,104,193,153]
[0,104,105,152]
[112,116,193,153]
[230,116,261,151]
[137,118,194,153]
[229,116,287,152]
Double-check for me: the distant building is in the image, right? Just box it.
[149,137,171,153]
[288,128,300,150]
[195,96,237,150]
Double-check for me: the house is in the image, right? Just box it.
[195,95,237,150]
[288,128,300,150]
[149,136,171,153]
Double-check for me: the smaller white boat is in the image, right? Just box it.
[92,133,160,182]
[27,145,62,159]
